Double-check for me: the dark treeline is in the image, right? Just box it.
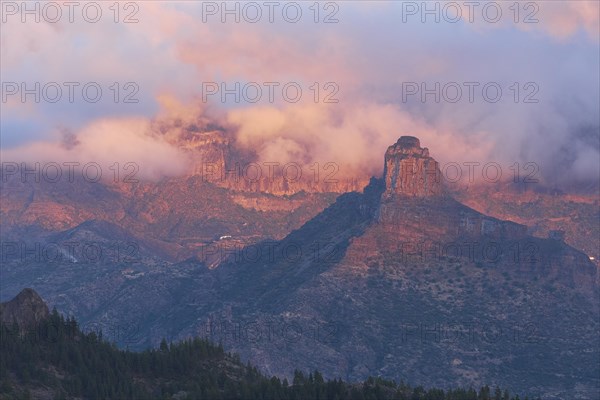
[1,310,540,400]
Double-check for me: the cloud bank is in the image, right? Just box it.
[1,1,598,188]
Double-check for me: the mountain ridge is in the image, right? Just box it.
[1,136,598,399]
[0,289,542,400]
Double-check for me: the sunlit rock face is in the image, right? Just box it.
[382,136,443,199]
[175,130,368,195]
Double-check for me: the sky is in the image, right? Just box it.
[1,0,599,187]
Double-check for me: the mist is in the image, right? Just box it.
[1,1,598,189]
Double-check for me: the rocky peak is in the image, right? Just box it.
[383,136,443,199]
[0,288,49,331]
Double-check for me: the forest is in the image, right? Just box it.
[0,309,540,400]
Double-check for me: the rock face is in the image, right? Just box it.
[383,136,443,199]
[0,288,49,331]
[174,130,368,195]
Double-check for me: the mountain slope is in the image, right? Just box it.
[1,137,597,399]
[0,289,537,400]
[151,137,598,399]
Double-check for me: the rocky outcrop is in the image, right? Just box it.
[185,130,230,175]
[175,130,368,195]
[378,136,528,241]
[0,288,49,331]
[382,136,443,199]
[197,158,367,195]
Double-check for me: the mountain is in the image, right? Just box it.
[0,288,49,332]
[0,126,365,267]
[163,125,369,196]
[449,183,600,267]
[1,128,595,265]
[0,173,339,263]
[0,289,536,400]
[136,137,598,399]
[1,136,598,399]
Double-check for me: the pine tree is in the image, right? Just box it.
[159,338,169,352]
